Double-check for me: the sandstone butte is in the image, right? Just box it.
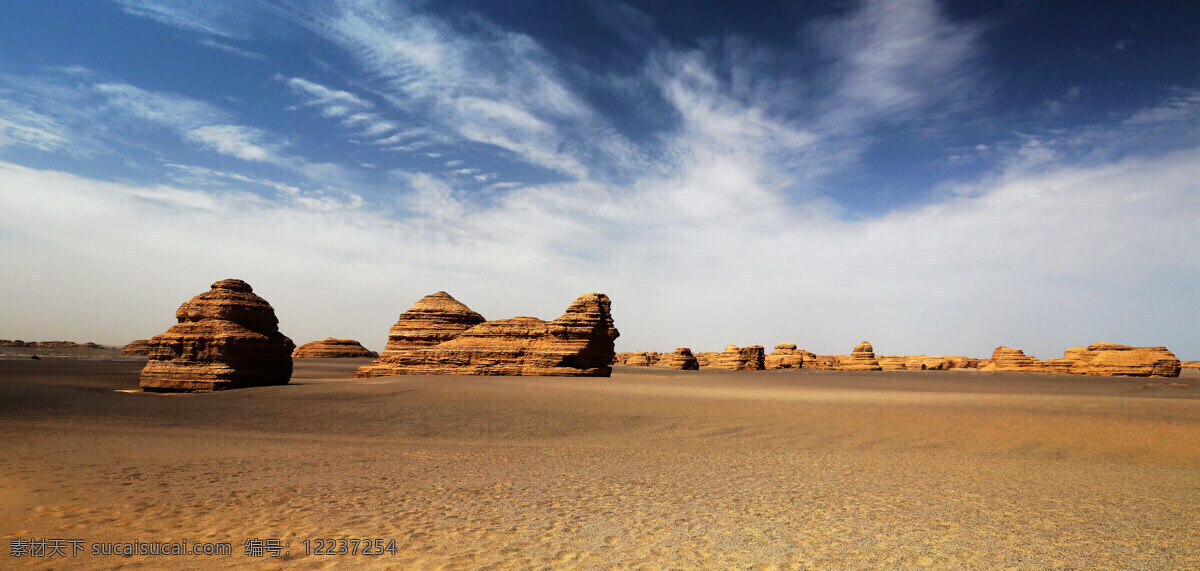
[655,347,700,370]
[1183,361,1200,370]
[354,291,619,377]
[765,343,805,369]
[293,338,378,358]
[139,279,295,392]
[837,341,883,371]
[707,344,766,371]
[980,343,1181,377]
[121,339,152,356]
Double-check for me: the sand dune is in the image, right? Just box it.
[2,359,1199,568]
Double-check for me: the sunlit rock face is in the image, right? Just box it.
[140,279,294,392]
[355,292,619,377]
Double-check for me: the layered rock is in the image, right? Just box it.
[877,356,911,370]
[980,347,1046,372]
[765,343,805,369]
[801,352,839,370]
[139,279,295,392]
[693,352,720,368]
[293,338,378,358]
[707,344,765,371]
[1182,361,1200,370]
[121,339,152,356]
[837,341,882,371]
[623,352,654,367]
[656,347,699,370]
[355,292,619,377]
[379,291,486,352]
[1061,343,1180,377]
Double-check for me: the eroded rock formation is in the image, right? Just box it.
[837,341,882,371]
[1062,343,1180,377]
[121,339,152,356]
[355,292,619,377]
[139,279,294,392]
[765,343,805,369]
[293,338,378,358]
[980,347,1046,372]
[707,344,765,371]
[656,347,700,370]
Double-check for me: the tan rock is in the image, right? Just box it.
[656,347,700,370]
[707,344,765,371]
[1182,361,1200,370]
[801,352,839,370]
[765,343,805,369]
[140,279,294,392]
[980,346,1047,372]
[877,356,911,370]
[293,338,378,358]
[1062,342,1181,377]
[121,339,152,356]
[355,292,619,377]
[624,352,653,367]
[837,341,882,371]
[693,352,720,368]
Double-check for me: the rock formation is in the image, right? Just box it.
[139,279,295,392]
[293,338,378,358]
[623,352,654,366]
[801,352,839,370]
[121,339,152,356]
[656,347,700,370]
[837,341,882,371]
[1061,343,1180,377]
[1182,361,1200,370]
[980,347,1047,372]
[765,343,805,369]
[877,356,911,370]
[355,292,619,377]
[707,344,765,371]
[693,352,720,368]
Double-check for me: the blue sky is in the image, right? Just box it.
[1,0,1198,360]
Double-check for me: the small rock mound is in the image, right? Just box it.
[293,338,378,358]
[837,341,882,371]
[709,344,765,371]
[656,347,699,370]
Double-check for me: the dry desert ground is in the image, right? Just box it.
[2,353,1199,569]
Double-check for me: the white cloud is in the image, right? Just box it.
[197,38,267,61]
[184,125,281,163]
[111,0,250,39]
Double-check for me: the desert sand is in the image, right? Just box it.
[2,357,1199,569]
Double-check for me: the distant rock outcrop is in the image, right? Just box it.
[980,346,1046,372]
[707,344,765,371]
[293,338,378,358]
[0,339,27,347]
[656,347,700,370]
[765,343,805,369]
[139,279,295,392]
[623,352,654,367]
[121,339,152,356]
[837,341,882,371]
[693,351,719,368]
[1182,361,1200,370]
[1061,343,1180,377]
[355,292,619,377]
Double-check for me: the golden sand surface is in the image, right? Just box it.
[2,358,1199,569]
